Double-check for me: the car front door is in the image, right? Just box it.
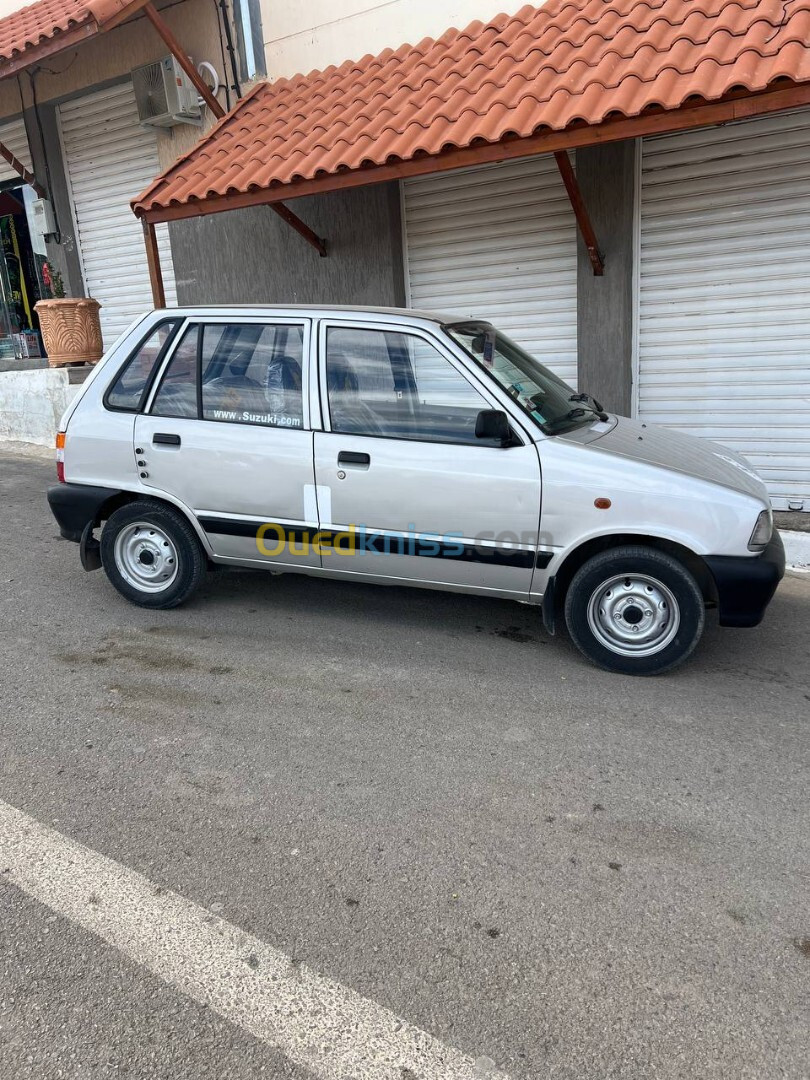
[312,321,542,597]
[133,316,320,568]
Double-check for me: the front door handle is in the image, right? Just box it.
[338,451,370,468]
[153,433,181,446]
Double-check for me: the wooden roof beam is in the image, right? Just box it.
[142,218,166,307]
[269,202,327,257]
[0,139,46,198]
[554,150,603,276]
[143,1,224,118]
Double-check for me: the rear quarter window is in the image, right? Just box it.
[105,320,181,412]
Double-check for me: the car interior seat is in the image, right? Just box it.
[326,353,384,435]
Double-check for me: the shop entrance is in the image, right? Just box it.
[0,182,47,365]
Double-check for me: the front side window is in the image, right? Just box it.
[105,320,179,411]
[445,321,602,434]
[325,326,492,445]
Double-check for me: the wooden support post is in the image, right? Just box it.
[143,2,225,119]
[142,219,166,307]
[554,150,604,276]
[269,202,327,257]
[0,141,46,199]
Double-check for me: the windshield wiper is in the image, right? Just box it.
[541,407,589,434]
[542,404,614,435]
[569,392,608,421]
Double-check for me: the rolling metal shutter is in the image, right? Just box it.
[403,156,578,387]
[59,82,177,346]
[0,116,33,185]
[638,109,810,511]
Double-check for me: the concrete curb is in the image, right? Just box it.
[782,530,810,573]
[0,439,55,460]
[0,368,80,445]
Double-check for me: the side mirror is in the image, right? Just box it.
[475,409,512,446]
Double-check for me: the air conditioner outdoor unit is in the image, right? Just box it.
[132,55,202,128]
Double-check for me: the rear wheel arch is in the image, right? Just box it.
[94,491,211,553]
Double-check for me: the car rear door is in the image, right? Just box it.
[133,316,320,568]
[312,320,542,597]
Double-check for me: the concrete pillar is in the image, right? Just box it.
[574,140,637,416]
[23,104,85,299]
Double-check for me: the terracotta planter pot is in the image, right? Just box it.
[35,298,103,367]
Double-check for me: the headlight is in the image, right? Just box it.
[748,509,773,551]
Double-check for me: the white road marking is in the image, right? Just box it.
[0,798,507,1080]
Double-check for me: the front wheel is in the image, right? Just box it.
[564,546,705,675]
[100,500,206,609]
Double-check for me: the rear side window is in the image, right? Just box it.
[151,325,200,419]
[147,322,307,427]
[201,323,305,428]
[105,320,180,411]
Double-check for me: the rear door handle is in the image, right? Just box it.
[153,433,181,446]
[338,451,370,468]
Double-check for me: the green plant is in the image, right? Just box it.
[50,267,65,298]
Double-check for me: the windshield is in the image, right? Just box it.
[444,321,603,434]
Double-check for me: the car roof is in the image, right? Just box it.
[150,304,484,325]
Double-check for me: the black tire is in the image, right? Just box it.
[564,545,705,675]
[100,500,206,609]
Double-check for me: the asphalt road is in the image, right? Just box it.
[0,449,808,1079]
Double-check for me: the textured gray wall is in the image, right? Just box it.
[575,140,637,416]
[168,182,406,307]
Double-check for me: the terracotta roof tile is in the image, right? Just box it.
[0,0,143,69]
[134,0,810,216]
[0,0,91,63]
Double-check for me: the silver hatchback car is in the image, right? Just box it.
[48,306,783,675]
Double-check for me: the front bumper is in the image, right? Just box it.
[48,483,120,543]
[704,532,785,628]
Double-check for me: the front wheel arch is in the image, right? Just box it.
[547,533,717,633]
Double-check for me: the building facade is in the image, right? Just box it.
[157,0,810,513]
[2,0,808,513]
[0,0,253,349]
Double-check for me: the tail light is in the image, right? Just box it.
[56,432,65,483]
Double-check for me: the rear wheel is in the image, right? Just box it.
[564,546,705,675]
[101,500,205,609]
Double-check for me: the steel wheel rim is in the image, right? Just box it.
[587,572,680,657]
[113,521,179,593]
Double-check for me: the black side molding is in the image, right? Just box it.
[48,483,121,543]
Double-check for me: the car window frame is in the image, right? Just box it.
[102,317,183,414]
[143,316,313,430]
[316,319,525,448]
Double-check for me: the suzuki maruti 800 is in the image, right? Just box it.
[47,306,784,675]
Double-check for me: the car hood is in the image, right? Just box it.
[569,415,769,503]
